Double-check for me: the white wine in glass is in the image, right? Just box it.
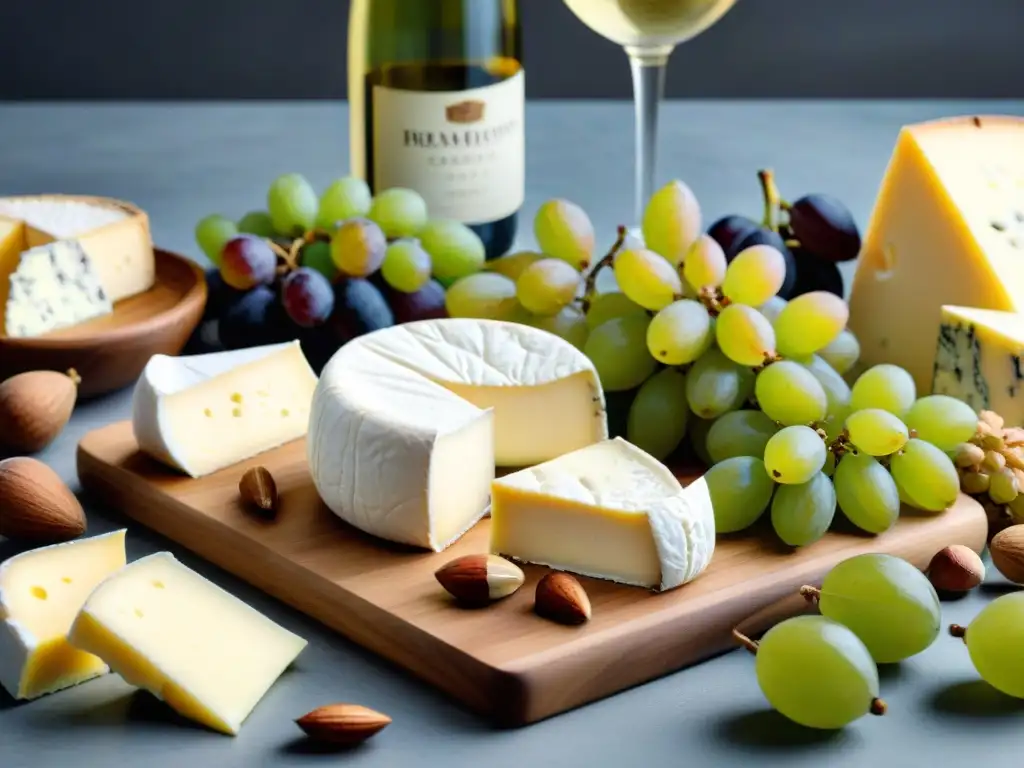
[563,0,737,223]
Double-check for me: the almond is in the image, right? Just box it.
[435,554,524,605]
[535,572,591,625]
[239,466,278,517]
[296,703,391,745]
[990,525,1024,584]
[927,545,985,593]
[0,456,86,542]
[0,369,79,453]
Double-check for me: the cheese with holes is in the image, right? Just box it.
[847,115,1024,392]
[0,530,127,700]
[132,341,319,478]
[489,437,715,591]
[68,552,306,736]
[308,318,608,551]
[932,305,1024,424]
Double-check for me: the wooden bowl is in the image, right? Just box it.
[0,249,207,400]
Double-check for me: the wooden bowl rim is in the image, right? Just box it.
[0,248,208,350]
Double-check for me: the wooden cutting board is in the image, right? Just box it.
[77,421,988,727]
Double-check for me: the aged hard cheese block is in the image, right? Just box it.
[0,530,127,700]
[132,341,319,478]
[490,438,715,591]
[933,305,1024,423]
[308,318,608,551]
[847,115,1024,392]
[68,552,307,736]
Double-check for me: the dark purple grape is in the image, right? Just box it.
[282,267,335,328]
[219,285,294,350]
[384,279,448,324]
[791,248,844,298]
[297,325,341,374]
[220,235,278,290]
[201,268,246,322]
[731,227,798,300]
[707,215,760,257]
[330,278,395,343]
[788,193,861,262]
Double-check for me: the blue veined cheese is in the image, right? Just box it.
[4,240,112,338]
[932,305,1024,424]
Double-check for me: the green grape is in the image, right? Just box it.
[527,305,589,351]
[686,347,754,419]
[833,453,900,533]
[774,291,849,358]
[823,451,837,477]
[763,426,826,484]
[715,304,777,367]
[757,295,787,325]
[771,472,836,546]
[381,238,432,293]
[820,329,860,375]
[584,314,657,392]
[194,214,238,267]
[299,241,339,282]
[516,258,580,316]
[849,364,917,418]
[236,210,276,238]
[331,218,387,277]
[368,187,429,238]
[802,354,852,414]
[823,405,849,443]
[267,173,318,236]
[419,219,486,281]
[613,248,683,311]
[646,299,713,365]
[534,199,595,271]
[627,368,689,460]
[904,395,979,452]
[316,177,372,228]
[721,245,787,306]
[704,456,775,533]
[889,438,960,512]
[754,615,883,730]
[958,592,1024,698]
[706,410,779,464]
[816,553,940,663]
[641,179,702,266]
[845,408,909,457]
[444,272,518,320]
[689,417,714,466]
[486,250,544,281]
[585,291,647,330]
[755,361,828,426]
[682,234,727,290]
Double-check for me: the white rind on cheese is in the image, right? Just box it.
[490,438,716,591]
[132,341,319,478]
[308,318,608,551]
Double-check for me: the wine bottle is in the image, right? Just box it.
[348,0,524,260]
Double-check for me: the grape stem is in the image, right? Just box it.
[799,585,821,604]
[65,368,81,387]
[267,229,331,278]
[581,225,629,313]
[949,624,968,641]
[731,628,759,654]
[758,169,783,233]
[870,698,888,716]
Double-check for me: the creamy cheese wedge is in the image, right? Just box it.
[68,552,307,736]
[0,530,127,700]
[308,317,608,551]
[132,341,319,478]
[490,438,715,591]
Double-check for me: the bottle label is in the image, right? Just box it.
[372,70,525,225]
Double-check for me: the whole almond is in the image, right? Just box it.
[435,554,525,605]
[296,703,391,745]
[0,456,86,542]
[239,466,278,517]
[535,572,591,625]
[927,545,985,593]
[990,525,1024,583]
[0,369,79,453]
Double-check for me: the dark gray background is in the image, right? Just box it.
[0,0,1021,100]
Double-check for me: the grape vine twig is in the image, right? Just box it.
[580,225,628,313]
[731,628,759,654]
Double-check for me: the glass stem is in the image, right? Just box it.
[627,48,670,225]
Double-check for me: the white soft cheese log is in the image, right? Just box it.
[490,438,716,591]
[132,341,319,478]
[308,318,608,551]
[0,530,127,700]
[68,552,307,736]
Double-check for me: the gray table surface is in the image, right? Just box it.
[2,100,1024,768]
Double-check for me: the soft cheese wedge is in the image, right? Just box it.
[0,195,155,337]
[932,305,1024,423]
[308,317,607,551]
[132,341,319,478]
[847,115,1024,392]
[490,438,716,591]
[0,530,127,700]
[68,552,307,736]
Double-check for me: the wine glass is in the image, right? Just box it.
[562,0,738,225]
